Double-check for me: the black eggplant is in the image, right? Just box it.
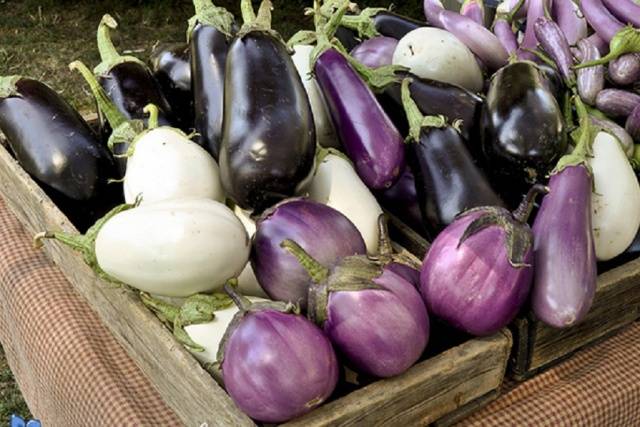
[0,76,120,231]
[401,79,504,237]
[340,8,424,40]
[94,14,173,133]
[150,43,193,132]
[219,0,316,212]
[189,0,235,159]
[481,61,565,206]
[335,26,360,51]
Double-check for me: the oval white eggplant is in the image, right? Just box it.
[393,27,483,92]
[307,152,383,254]
[124,127,224,204]
[590,131,640,261]
[233,207,269,298]
[95,199,250,297]
[292,45,340,148]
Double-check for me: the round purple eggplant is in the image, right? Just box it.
[595,88,640,118]
[251,198,366,310]
[350,36,397,69]
[609,54,640,87]
[420,185,547,336]
[219,284,338,423]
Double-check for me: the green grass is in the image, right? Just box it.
[0,347,31,420]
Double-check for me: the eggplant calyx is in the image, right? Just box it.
[336,7,387,39]
[288,31,318,49]
[346,58,406,93]
[237,0,282,44]
[314,146,352,176]
[187,0,235,40]
[280,239,330,284]
[0,76,22,99]
[512,184,549,223]
[143,104,160,130]
[94,14,147,76]
[309,0,351,71]
[575,26,640,69]
[400,78,448,143]
[372,214,422,270]
[554,97,594,174]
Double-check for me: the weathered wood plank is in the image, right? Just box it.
[432,389,500,427]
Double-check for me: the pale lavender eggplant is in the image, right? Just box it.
[580,0,624,42]
[601,0,640,28]
[460,0,485,26]
[220,290,338,423]
[534,17,576,84]
[591,116,635,156]
[552,0,587,46]
[315,48,405,190]
[517,0,548,61]
[609,54,640,86]
[350,37,398,69]
[532,166,597,328]
[494,18,518,55]
[251,199,366,310]
[595,88,640,118]
[577,38,605,105]
[626,104,640,141]
[423,0,445,27]
[588,33,609,55]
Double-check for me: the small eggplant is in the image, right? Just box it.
[401,78,504,237]
[609,54,640,87]
[219,285,338,423]
[337,7,425,40]
[220,0,315,211]
[251,198,366,310]
[517,0,548,61]
[374,166,426,238]
[493,17,518,56]
[350,36,398,69]
[189,0,235,158]
[576,37,605,106]
[627,104,640,142]
[601,0,640,29]
[534,17,576,85]
[420,185,546,336]
[595,88,640,118]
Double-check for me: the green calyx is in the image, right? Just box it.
[280,239,330,284]
[575,26,640,69]
[554,96,594,174]
[187,0,235,41]
[94,14,148,76]
[337,7,387,39]
[307,0,350,71]
[237,0,280,42]
[0,76,22,99]
[315,145,351,166]
[371,214,422,270]
[401,77,450,143]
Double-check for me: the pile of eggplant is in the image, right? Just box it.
[1,0,639,422]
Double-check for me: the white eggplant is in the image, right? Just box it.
[590,131,640,261]
[233,207,269,298]
[95,199,250,296]
[123,127,224,205]
[307,151,383,254]
[392,27,483,92]
[291,45,340,149]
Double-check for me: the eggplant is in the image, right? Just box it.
[460,0,485,26]
[609,54,640,86]
[220,0,316,211]
[150,43,194,132]
[627,104,640,142]
[350,36,397,69]
[576,37,605,106]
[401,78,504,237]
[595,88,640,118]
[590,116,635,157]
[601,0,640,29]
[552,0,587,46]
[0,76,118,231]
[189,0,235,159]
[338,7,424,40]
[518,0,549,61]
[493,17,518,56]
[335,26,360,52]
[375,167,427,238]
[534,17,576,85]
[481,61,566,206]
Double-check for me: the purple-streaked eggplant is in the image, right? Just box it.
[627,104,640,142]
[220,0,316,211]
[461,0,485,26]
[189,0,235,159]
[601,0,640,29]
[420,185,546,336]
[591,116,635,157]
[534,17,576,85]
[595,88,640,118]
[337,7,425,40]
[350,36,397,69]
[401,78,504,237]
[219,284,338,423]
[552,0,587,46]
[609,54,640,86]
[493,16,518,56]
[282,232,429,378]
[576,37,605,106]
[0,76,119,231]
[517,0,548,61]
[251,198,366,310]
[481,61,565,206]
[375,167,427,238]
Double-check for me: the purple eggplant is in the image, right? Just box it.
[219,284,338,423]
[282,230,429,378]
[609,54,640,86]
[627,104,640,142]
[534,17,576,85]
[461,0,485,26]
[251,199,366,310]
[493,17,518,56]
[423,0,445,27]
[338,7,425,40]
[576,38,605,106]
[517,0,548,61]
[350,36,397,69]
[377,215,422,288]
[595,88,640,118]
[496,0,529,20]
[375,167,427,237]
[601,0,640,29]
[420,185,546,336]
[580,0,624,43]
[552,0,587,46]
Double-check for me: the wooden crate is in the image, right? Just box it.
[0,139,512,426]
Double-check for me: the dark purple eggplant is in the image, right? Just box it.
[94,15,173,132]
[402,78,504,237]
[481,61,565,206]
[595,88,640,118]
[609,54,640,86]
[627,104,640,142]
[375,166,426,237]
[220,0,316,211]
[534,17,576,85]
[0,76,119,231]
[536,63,564,100]
[150,43,193,132]
[335,26,360,52]
[350,36,397,69]
[576,37,605,106]
[189,0,235,159]
[338,7,424,40]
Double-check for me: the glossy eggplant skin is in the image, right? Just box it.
[220,32,315,212]
[150,43,194,132]
[481,62,565,206]
[410,127,504,238]
[190,23,231,159]
[372,11,424,39]
[335,26,360,52]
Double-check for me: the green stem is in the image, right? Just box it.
[337,7,385,39]
[240,0,256,25]
[506,0,526,22]
[33,231,89,253]
[512,184,549,223]
[140,293,180,323]
[97,14,121,67]
[377,214,393,257]
[401,77,448,143]
[280,239,329,284]
[143,104,160,129]
[224,280,253,312]
[191,0,235,37]
[574,26,640,69]
[633,145,640,170]
[69,61,126,129]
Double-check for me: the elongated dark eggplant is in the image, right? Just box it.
[339,8,424,40]
[189,0,235,159]
[401,79,504,237]
[481,61,565,206]
[219,0,315,212]
[150,43,194,132]
[0,76,120,231]
[94,14,173,134]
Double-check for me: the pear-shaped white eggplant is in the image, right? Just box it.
[124,126,224,204]
[307,151,383,254]
[233,206,269,298]
[95,199,250,296]
[590,131,640,261]
[291,45,339,149]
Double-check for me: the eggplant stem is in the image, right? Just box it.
[96,14,120,67]
[401,78,448,143]
[336,7,386,39]
[377,214,394,257]
[280,239,330,284]
[140,293,180,323]
[240,0,256,25]
[513,184,549,223]
[189,0,235,38]
[575,26,640,69]
[224,280,253,312]
[143,104,160,130]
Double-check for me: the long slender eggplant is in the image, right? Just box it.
[337,7,424,40]
[402,79,503,237]
[534,17,576,85]
[220,0,315,211]
[94,15,173,131]
[150,43,194,131]
[481,61,565,206]
[552,0,587,46]
[0,76,119,231]
[493,17,518,56]
[189,0,235,159]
